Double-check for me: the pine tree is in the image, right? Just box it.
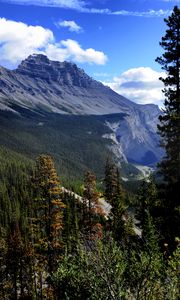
[82,171,103,238]
[155,6,180,247]
[137,176,159,229]
[32,155,65,275]
[6,222,23,300]
[63,193,80,252]
[111,169,126,241]
[142,211,160,254]
[104,157,117,205]
[104,159,130,242]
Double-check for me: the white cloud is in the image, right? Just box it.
[82,8,171,17]
[111,9,171,17]
[46,39,107,64]
[0,18,107,66]
[2,0,86,9]
[103,67,166,107]
[57,20,82,32]
[1,0,171,17]
[0,18,54,64]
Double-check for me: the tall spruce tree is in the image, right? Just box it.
[137,176,159,229]
[83,171,102,233]
[104,157,117,205]
[33,155,65,275]
[111,169,126,241]
[156,6,180,247]
[104,159,130,241]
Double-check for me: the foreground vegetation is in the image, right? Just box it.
[0,153,179,300]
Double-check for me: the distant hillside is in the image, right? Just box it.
[0,108,141,182]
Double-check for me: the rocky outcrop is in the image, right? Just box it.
[104,107,162,165]
[16,54,101,88]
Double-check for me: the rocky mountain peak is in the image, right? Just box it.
[16,54,101,88]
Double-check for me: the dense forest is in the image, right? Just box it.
[0,6,179,300]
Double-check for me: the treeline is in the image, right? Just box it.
[0,154,179,299]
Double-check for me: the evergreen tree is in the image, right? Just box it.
[137,176,159,228]
[82,171,103,238]
[62,193,80,252]
[155,6,180,247]
[83,171,97,225]
[6,222,23,300]
[33,155,65,275]
[104,159,129,241]
[142,211,160,254]
[104,157,117,205]
[165,238,180,299]
[110,169,126,241]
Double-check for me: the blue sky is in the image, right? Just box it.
[0,0,179,106]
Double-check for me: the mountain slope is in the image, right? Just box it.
[0,54,163,166]
[0,108,141,182]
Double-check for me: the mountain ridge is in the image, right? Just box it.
[0,54,163,167]
[0,54,159,115]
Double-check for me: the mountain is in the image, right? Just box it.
[0,54,163,177]
[0,53,138,115]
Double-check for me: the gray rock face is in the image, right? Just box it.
[17,54,100,88]
[0,54,163,165]
[104,105,162,165]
